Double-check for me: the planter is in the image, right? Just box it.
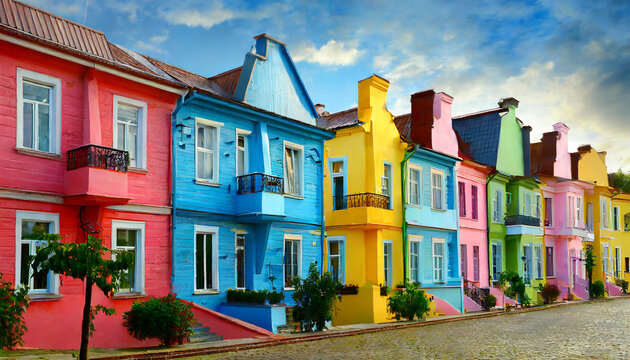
[218,303,287,334]
[339,286,359,295]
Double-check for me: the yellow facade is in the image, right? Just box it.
[322,75,408,325]
[611,193,630,283]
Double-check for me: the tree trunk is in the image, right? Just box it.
[80,279,93,360]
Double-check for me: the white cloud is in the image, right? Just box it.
[443,30,455,41]
[104,0,142,21]
[160,5,235,29]
[384,56,436,83]
[25,0,82,16]
[292,40,363,66]
[374,54,396,70]
[134,40,166,54]
[150,32,169,44]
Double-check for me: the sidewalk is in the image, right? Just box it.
[2,296,626,360]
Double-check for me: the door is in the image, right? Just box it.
[460,244,468,280]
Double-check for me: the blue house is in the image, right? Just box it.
[169,34,334,332]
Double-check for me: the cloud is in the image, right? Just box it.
[374,54,396,70]
[133,40,166,54]
[443,30,455,41]
[292,40,363,67]
[25,0,82,16]
[103,0,142,21]
[150,32,169,45]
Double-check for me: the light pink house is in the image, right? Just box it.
[531,123,594,300]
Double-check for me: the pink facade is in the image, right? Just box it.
[0,37,182,348]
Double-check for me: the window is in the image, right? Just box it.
[284,234,301,288]
[523,192,532,216]
[331,160,345,210]
[432,239,445,282]
[491,242,502,282]
[567,196,575,228]
[409,237,422,283]
[431,170,444,210]
[383,241,393,286]
[506,193,512,206]
[577,198,583,226]
[523,244,532,284]
[284,142,304,197]
[458,182,466,217]
[544,198,553,226]
[493,190,503,223]
[408,166,422,206]
[535,195,542,220]
[471,186,478,220]
[472,246,480,282]
[235,233,245,289]
[17,69,61,154]
[15,211,59,293]
[112,220,145,293]
[534,245,543,280]
[196,118,222,182]
[615,247,621,277]
[613,207,620,231]
[601,198,610,229]
[587,202,594,231]
[460,244,468,280]
[327,237,345,283]
[546,247,554,277]
[382,163,392,208]
[602,243,610,274]
[235,130,250,177]
[625,257,629,273]
[113,96,147,168]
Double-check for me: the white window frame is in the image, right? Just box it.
[491,241,502,282]
[383,240,393,287]
[535,194,542,221]
[602,242,610,275]
[283,141,304,197]
[432,238,446,283]
[577,197,583,227]
[493,189,503,223]
[382,162,393,209]
[113,95,148,169]
[430,168,445,210]
[407,164,422,206]
[613,206,621,231]
[283,234,302,290]
[235,129,251,177]
[615,246,622,277]
[235,232,246,290]
[195,117,223,184]
[16,68,62,154]
[111,220,146,294]
[534,244,543,280]
[601,197,610,229]
[567,195,575,228]
[522,191,532,216]
[408,235,423,283]
[193,225,219,292]
[327,236,345,283]
[330,157,347,210]
[15,211,60,294]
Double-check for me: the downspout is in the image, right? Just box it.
[486,171,499,288]
[320,139,326,275]
[401,144,418,283]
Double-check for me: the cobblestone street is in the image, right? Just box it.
[199,298,630,360]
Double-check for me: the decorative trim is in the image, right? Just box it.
[111,292,147,300]
[0,188,63,204]
[28,293,63,302]
[127,167,149,174]
[106,204,171,215]
[15,147,63,160]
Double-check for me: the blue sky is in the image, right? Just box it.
[26,0,630,170]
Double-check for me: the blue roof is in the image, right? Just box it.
[452,110,503,168]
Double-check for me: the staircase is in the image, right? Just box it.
[606,281,624,296]
[190,321,223,343]
[572,275,589,300]
[463,280,489,309]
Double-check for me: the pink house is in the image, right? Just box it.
[531,123,594,300]
[0,1,185,348]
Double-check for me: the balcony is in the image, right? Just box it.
[505,215,543,236]
[328,193,394,227]
[505,215,540,226]
[235,173,285,219]
[333,193,390,210]
[64,145,130,205]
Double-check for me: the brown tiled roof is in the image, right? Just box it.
[210,67,242,95]
[0,0,113,60]
[393,113,411,139]
[144,56,228,96]
[317,108,360,130]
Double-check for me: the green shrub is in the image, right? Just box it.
[538,283,561,304]
[122,294,194,346]
[226,289,268,304]
[386,282,430,321]
[0,273,30,350]
[615,279,629,294]
[291,263,342,332]
[590,280,606,299]
[499,270,531,307]
[483,293,497,310]
[267,291,285,304]
[380,284,389,296]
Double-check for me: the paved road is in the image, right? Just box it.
[197,298,630,359]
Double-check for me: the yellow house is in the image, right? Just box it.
[611,193,630,283]
[318,75,407,325]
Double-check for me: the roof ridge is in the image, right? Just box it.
[210,66,243,80]
[12,0,107,36]
[325,107,357,118]
[452,107,506,120]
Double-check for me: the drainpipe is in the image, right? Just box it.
[320,139,326,275]
[486,171,499,299]
[401,144,418,283]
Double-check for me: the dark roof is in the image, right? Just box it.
[393,113,411,139]
[210,67,242,95]
[317,108,361,130]
[452,109,505,167]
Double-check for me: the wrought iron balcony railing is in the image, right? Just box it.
[67,144,128,173]
[505,215,541,227]
[237,173,284,194]
[333,193,390,210]
[464,279,489,309]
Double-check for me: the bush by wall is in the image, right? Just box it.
[291,263,342,332]
[0,273,30,350]
[386,282,430,321]
[590,280,606,299]
[483,293,497,310]
[539,283,561,304]
[615,279,629,294]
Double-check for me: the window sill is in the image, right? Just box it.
[431,208,447,212]
[193,290,220,295]
[284,194,304,200]
[406,204,423,209]
[15,147,62,160]
[28,293,63,302]
[195,179,220,187]
[112,292,146,300]
[128,167,148,174]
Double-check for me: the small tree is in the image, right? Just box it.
[499,270,531,307]
[591,280,606,298]
[30,234,134,360]
[538,283,561,304]
[291,263,342,332]
[386,282,430,321]
[0,273,30,350]
[584,245,596,298]
[484,293,497,310]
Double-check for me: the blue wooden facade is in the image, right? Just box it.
[404,147,464,313]
[170,35,334,323]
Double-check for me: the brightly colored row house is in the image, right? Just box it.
[394,90,464,314]
[166,34,334,333]
[319,75,407,325]
[452,98,545,304]
[0,0,186,348]
[530,123,594,300]
[611,193,630,283]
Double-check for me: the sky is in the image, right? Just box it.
[25,0,630,171]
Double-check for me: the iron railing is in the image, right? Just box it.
[574,274,589,295]
[464,279,489,309]
[237,173,284,194]
[333,193,390,210]
[67,144,128,172]
[505,215,541,227]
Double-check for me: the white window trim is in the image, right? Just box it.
[235,129,251,177]
[283,141,304,198]
[601,197,610,230]
[613,206,621,231]
[383,240,393,287]
[602,243,611,275]
[615,246,622,276]
[234,232,246,290]
[432,238,446,283]
[112,95,148,169]
[407,164,422,206]
[327,236,346,284]
[381,162,393,209]
[408,235,423,283]
[111,220,146,294]
[430,168,446,211]
[195,117,223,184]
[16,68,62,155]
[492,189,504,224]
[577,197,583,227]
[193,225,219,292]
[534,244,543,280]
[544,197,553,228]
[283,233,302,290]
[15,211,60,294]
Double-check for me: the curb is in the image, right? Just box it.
[95,296,628,360]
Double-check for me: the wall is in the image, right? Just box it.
[495,107,525,176]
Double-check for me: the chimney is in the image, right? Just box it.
[522,125,532,176]
[358,74,390,115]
[552,122,571,178]
[498,97,519,109]
[409,90,435,148]
[314,104,327,117]
[409,90,458,155]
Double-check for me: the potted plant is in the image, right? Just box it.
[380,284,389,296]
[339,284,359,295]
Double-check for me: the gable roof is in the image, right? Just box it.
[210,67,242,95]
[393,113,411,139]
[317,108,361,130]
[451,108,506,167]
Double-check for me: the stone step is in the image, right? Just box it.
[192,326,210,334]
[189,334,223,343]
